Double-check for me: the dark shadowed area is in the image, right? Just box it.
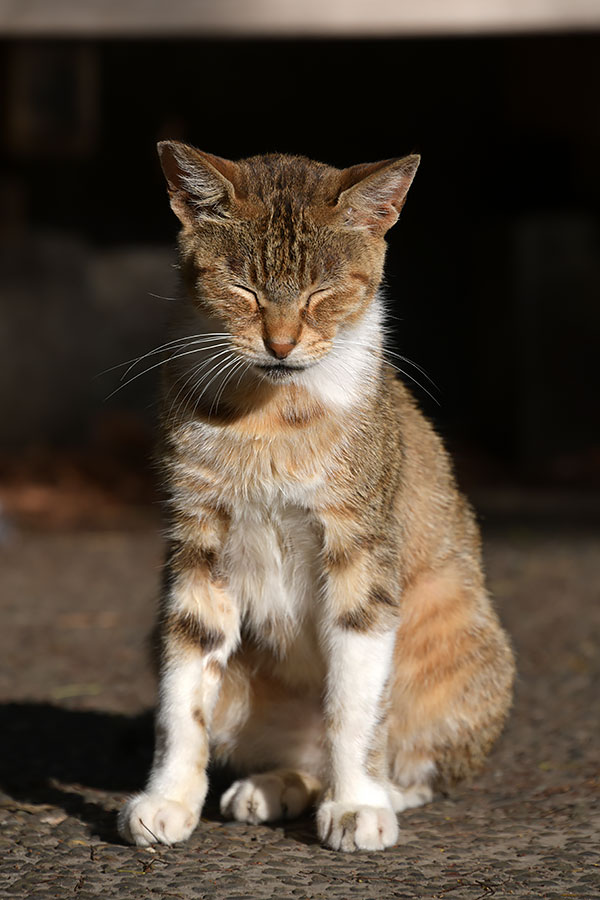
[1,35,599,523]
[0,21,599,900]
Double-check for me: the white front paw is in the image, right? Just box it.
[220,772,309,824]
[316,800,399,852]
[118,793,199,846]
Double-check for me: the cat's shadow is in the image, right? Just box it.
[0,702,319,846]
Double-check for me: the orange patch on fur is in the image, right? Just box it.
[388,567,513,760]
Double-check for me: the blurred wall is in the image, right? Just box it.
[0,35,599,486]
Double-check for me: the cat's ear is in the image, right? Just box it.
[336,155,420,235]
[157,141,240,227]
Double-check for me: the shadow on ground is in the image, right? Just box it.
[1,703,154,841]
[0,703,320,847]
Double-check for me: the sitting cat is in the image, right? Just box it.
[118,143,514,852]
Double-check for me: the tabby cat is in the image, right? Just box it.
[118,143,514,852]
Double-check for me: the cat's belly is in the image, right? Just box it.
[223,501,325,690]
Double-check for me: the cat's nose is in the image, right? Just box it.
[264,338,296,359]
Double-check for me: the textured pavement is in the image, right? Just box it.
[1,519,599,898]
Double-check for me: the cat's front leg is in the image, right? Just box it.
[119,540,239,846]
[317,529,400,851]
[317,627,398,851]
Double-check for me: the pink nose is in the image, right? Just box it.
[265,338,296,359]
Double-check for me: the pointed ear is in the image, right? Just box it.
[157,141,240,227]
[336,155,420,235]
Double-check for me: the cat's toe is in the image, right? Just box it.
[220,773,303,824]
[316,801,399,852]
[118,793,199,846]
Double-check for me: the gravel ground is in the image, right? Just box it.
[1,518,599,899]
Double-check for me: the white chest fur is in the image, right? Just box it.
[222,499,325,688]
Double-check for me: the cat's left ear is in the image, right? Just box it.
[336,155,420,235]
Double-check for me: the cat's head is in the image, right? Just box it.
[158,142,419,389]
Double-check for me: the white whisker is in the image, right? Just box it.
[335,337,440,401]
[192,353,238,419]
[119,335,230,382]
[380,359,440,406]
[210,357,248,418]
[379,349,439,390]
[104,342,231,401]
[235,360,253,390]
[168,347,234,422]
[97,333,230,379]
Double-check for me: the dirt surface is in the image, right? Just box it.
[1,520,599,899]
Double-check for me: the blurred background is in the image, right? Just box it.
[1,1,599,530]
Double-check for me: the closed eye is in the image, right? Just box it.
[233,284,260,304]
[306,287,329,306]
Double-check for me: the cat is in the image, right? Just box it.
[118,142,515,852]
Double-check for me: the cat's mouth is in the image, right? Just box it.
[255,363,308,381]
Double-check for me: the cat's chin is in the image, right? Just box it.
[254,363,309,382]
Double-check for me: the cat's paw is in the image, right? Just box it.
[316,801,399,852]
[220,772,310,824]
[118,793,199,846]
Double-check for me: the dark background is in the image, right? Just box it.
[1,34,599,525]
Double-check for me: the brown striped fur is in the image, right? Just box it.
[119,144,514,851]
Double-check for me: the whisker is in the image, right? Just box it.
[234,360,253,390]
[120,338,231,384]
[119,334,230,378]
[380,349,439,390]
[210,357,248,418]
[167,347,234,422]
[165,362,206,423]
[96,339,190,379]
[104,342,231,401]
[379,359,440,406]
[182,351,236,421]
[97,333,230,379]
[147,292,178,302]
[335,338,439,394]
[192,353,238,419]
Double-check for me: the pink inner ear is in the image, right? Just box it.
[364,174,411,215]
[338,159,399,195]
[183,147,246,203]
[197,151,244,198]
[337,156,420,233]
[157,141,246,226]
[158,142,242,201]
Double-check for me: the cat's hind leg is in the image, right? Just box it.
[387,565,514,803]
[211,658,325,823]
[387,780,433,812]
[220,769,321,824]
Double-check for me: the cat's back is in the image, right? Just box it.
[379,371,482,578]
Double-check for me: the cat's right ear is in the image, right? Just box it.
[157,141,239,227]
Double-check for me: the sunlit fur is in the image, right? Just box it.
[118,145,515,853]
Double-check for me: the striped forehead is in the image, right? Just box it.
[256,202,315,297]
[239,156,339,301]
